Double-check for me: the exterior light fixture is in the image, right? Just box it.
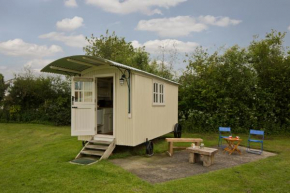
[117,68,131,115]
[119,74,125,85]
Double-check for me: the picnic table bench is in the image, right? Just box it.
[165,138,203,156]
[186,147,218,167]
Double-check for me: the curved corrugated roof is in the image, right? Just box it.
[41,55,179,85]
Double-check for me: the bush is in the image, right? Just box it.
[179,31,290,134]
[0,69,71,125]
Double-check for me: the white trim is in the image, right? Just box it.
[108,59,179,85]
[152,80,166,106]
[94,73,116,139]
[72,79,95,105]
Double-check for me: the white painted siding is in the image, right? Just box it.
[82,66,134,146]
[132,74,178,146]
[74,65,178,146]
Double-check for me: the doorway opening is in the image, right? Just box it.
[96,77,114,136]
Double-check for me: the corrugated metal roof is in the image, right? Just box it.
[41,55,179,85]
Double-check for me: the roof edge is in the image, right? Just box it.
[41,55,179,85]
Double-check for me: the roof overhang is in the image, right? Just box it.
[41,55,114,76]
[41,55,179,85]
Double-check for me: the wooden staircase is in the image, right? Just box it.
[71,138,116,165]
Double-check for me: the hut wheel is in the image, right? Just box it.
[174,123,182,138]
[146,140,154,156]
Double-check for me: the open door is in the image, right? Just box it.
[71,77,96,136]
[96,76,114,137]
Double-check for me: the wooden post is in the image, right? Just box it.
[168,142,173,156]
[189,153,195,163]
[203,155,214,167]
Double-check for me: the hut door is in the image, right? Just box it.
[71,77,96,136]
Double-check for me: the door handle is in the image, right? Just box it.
[71,96,75,105]
[72,106,78,109]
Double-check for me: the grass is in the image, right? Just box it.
[0,123,290,192]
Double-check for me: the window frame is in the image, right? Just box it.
[152,81,165,106]
[73,78,95,105]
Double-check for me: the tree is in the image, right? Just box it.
[0,68,71,125]
[84,30,149,69]
[179,31,290,133]
[0,73,6,102]
[248,30,290,129]
[83,30,175,80]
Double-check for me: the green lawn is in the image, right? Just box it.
[0,123,290,193]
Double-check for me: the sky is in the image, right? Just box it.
[0,0,290,80]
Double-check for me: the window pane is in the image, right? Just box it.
[84,92,92,102]
[84,82,92,91]
[75,81,83,91]
[156,84,158,93]
[75,91,79,102]
[156,93,158,103]
[79,91,83,102]
[75,82,79,90]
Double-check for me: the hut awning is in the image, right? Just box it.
[41,55,179,85]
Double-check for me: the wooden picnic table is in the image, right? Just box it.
[186,147,218,167]
[165,138,203,156]
[223,138,242,155]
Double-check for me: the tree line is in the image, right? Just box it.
[0,30,289,133]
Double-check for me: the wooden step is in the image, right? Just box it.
[86,144,108,150]
[81,150,104,156]
[93,137,114,142]
[89,140,111,145]
[72,138,116,165]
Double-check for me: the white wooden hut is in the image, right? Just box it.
[41,55,179,162]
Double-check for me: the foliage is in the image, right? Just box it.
[0,68,71,125]
[179,31,290,134]
[0,73,6,102]
[84,30,175,80]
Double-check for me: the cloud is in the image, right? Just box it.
[136,15,242,37]
[132,39,199,53]
[39,32,87,48]
[0,39,63,57]
[136,16,207,37]
[24,59,54,73]
[56,16,83,31]
[24,59,53,69]
[64,0,78,7]
[198,15,242,27]
[288,26,290,31]
[85,0,187,15]
[0,66,7,70]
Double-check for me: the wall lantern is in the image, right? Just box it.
[119,74,126,86]
[116,68,131,115]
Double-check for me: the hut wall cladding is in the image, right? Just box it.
[133,74,178,146]
[82,66,134,146]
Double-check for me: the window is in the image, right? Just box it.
[153,82,165,105]
[160,84,164,103]
[74,81,93,102]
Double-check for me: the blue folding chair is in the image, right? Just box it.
[247,129,264,155]
[218,127,231,147]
